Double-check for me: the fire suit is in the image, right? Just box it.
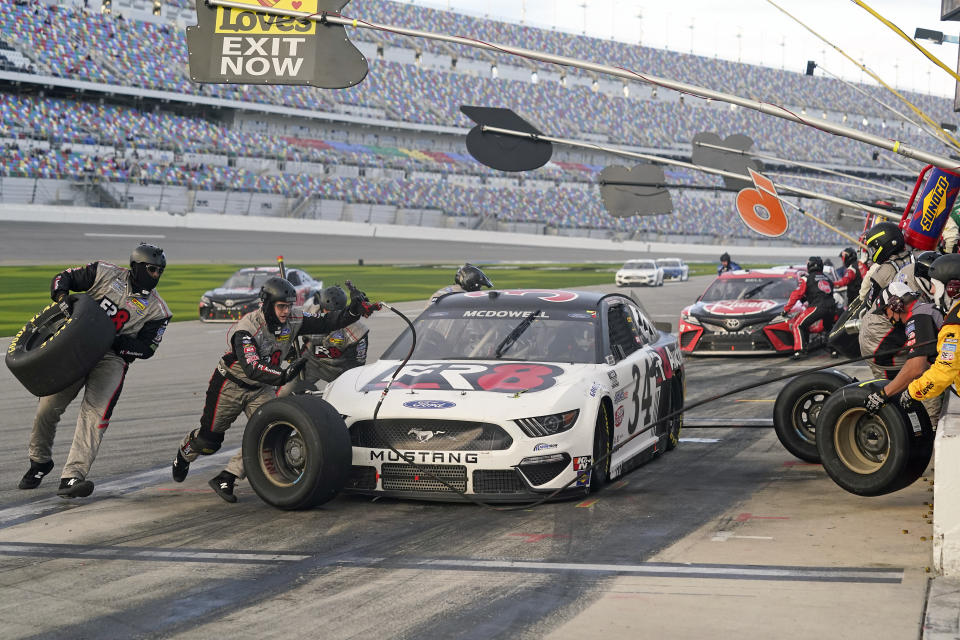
[278,300,369,396]
[859,250,913,379]
[179,304,361,478]
[891,300,945,424]
[907,301,960,406]
[785,271,836,352]
[28,262,171,481]
[834,261,867,304]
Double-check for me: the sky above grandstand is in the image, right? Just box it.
[416,0,956,98]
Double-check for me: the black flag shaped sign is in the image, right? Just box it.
[460,106,553,172]
[599,164,674,217]
[186,0,368,89]
[691,132,763,191]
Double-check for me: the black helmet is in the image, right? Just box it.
[259,276,297,327]
[806,256,823,273]
[455,264,493,292]
[930,254,960,302]
[840,247,857,267]
[317,285,347,311]
[720,252,730,263]
[129,243,166,294]
[864,222,904,264]
[914,251,940,282]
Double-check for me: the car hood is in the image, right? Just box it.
[202,287,260,300]
[618,268,658,275]
[324,359,607,418]
[685,299,786,321]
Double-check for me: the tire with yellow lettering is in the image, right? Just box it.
[4,294,114,397]
[243,395,352,510]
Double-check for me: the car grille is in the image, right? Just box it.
[350,419,513,451]
[519,454,571,485]
[472,469,527,494]
[381,463,467,493]
[697,333,774,352]
[347,466,377,490]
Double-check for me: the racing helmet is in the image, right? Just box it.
[455,264,494,292]
[913,251,940,298]
[864,222,905,264]
[259,276,297,327]
[875,280,918,315]
[840,247,857,268]
[929,253,960,310]
[806,256,824,273]
[720,252,730,263]
[129,243,166,294]
[317,285,347,312]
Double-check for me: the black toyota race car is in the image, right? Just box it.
[198,266,322,322]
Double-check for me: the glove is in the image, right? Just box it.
[282,357,308,383]
[864,390,887,413]
[899,392,920,412]
[345,281,380,318]
[53,290,72,314]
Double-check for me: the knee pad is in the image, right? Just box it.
[185,429,224,456]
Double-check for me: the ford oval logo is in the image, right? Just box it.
[403,400,457,409]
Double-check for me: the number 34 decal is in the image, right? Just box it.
[626,356,660,434]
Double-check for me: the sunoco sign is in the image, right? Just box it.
[187,0,368,88]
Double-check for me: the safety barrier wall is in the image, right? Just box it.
[0,202,839,260]
[935,395,960,576]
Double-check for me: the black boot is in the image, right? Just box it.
[172,451,190,483]
[18,460,54,490]
[208,471,238,503]
[57,477,94,499]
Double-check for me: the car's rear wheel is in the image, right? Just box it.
[589,403,611,491]
[773,370,855,463]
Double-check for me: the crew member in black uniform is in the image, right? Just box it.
[834,246,865,304]
[785,256,836,359]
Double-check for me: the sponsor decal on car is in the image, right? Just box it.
[614,389,629,403]
[370,450,479,464]
[607,370,619,388]
[533,443,559,452]
[462,310,551,319]
[463,289,579,303]
[614,405,625,427]
[364,362,564,393]
[402,400,457,409]
[573,455,592,471]
[589,382,600,397]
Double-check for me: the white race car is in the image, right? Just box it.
[615,259,664,287]
[322,289,685,502]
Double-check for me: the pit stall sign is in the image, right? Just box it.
[187,0,368,88]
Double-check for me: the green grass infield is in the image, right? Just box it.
[0,261,720,336]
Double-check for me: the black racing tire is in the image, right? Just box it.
[589,402,611,492]
[242,395,352,510]
[773,369,855,463]
[665,375,684,451]
[815,382,926,496]
[5,294,115,397]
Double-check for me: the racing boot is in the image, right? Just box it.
[57,477,94,499]
[18,460,54,490]
[791,350,808,360]
[208,471,238,503]
[172,451,190,483]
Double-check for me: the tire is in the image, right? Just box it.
[589,403,611,491]
[815,382,926,496]
[664,375,683,451]
[773,369,855,463]
[242,394,352,510]
[5,294,115,397]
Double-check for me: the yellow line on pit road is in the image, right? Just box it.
[734,399,776,403]
[576,499,599,508]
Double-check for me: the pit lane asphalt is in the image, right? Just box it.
[0,277,931,639]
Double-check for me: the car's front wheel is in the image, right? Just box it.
[589,403,611,491]
[242,395,352,510]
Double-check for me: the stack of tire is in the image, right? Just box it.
[774,371,934,496]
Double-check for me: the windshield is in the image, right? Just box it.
[382,311,600,363]
[222,271,278,291]
[657,259,681,267]
[623,261,656,270]
[700,276,795,302]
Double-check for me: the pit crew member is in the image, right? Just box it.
[834,247,867,304]
[786,256,836,359]
[278,284,369,397]
[171,277,378,503]
[18,244,171,499]
[717,252,741,275]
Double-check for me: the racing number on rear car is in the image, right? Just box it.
[627,364,641,434]
[99,298,130,331]
[627,360,656,434]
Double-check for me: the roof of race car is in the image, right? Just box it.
[431,289,611,310]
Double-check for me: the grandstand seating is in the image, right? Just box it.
[0,0,932,245]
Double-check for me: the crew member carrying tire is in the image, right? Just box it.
[430,263,494,304]
[863,280,945,425]
[171,276,379,503]
[786,256,836,359]
[17,244,172,499]
[858,222,914,379]
[278,284,369,397]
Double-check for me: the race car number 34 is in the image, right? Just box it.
[364,362,565,393]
